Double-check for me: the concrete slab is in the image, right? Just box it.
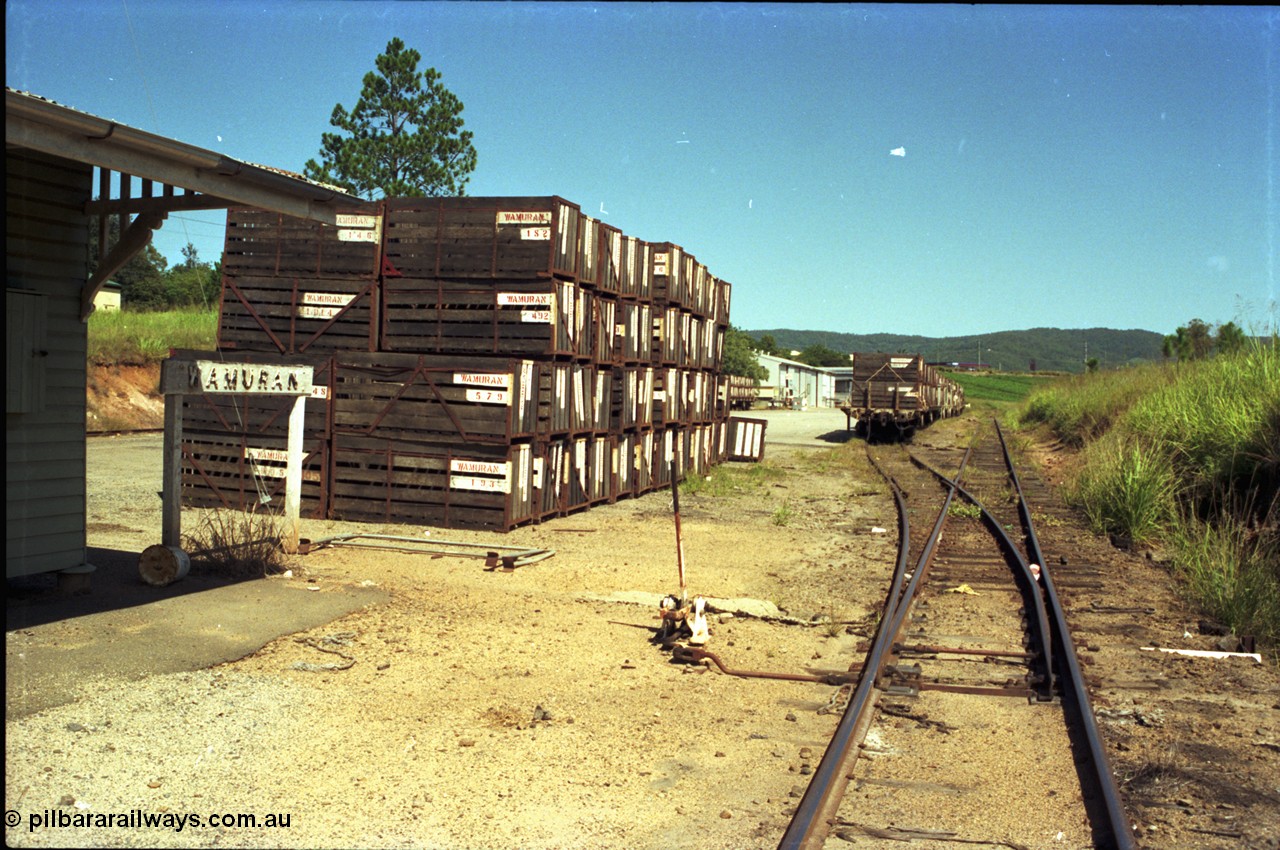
[6,549,387,718]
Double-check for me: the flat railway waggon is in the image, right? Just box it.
[840,353,964,440]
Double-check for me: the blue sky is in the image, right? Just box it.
[7,2,1277,337]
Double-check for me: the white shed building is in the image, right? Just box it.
[755,353,839,408]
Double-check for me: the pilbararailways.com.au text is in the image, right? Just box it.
[7,808,291,833]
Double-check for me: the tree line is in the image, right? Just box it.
[89,217,221,312]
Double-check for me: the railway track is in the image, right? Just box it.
[778,419,1134,850]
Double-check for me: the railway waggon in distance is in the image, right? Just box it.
[840,353,965,440]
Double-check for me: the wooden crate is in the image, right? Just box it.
[222,205,383,280]
[652,367,685,428]
[218,275,378,354]
[181,433,329,519]
[728,417,768,462]
[612,367,654,431]
[616,301,652,364]
[592,297,617,365]
[381,278,592,359]
[382,197,580,280]
[713,278,732,327]
[330,435,538,531]
[597,223,623,296]
[537,440,566,518]
[651,242,690,307]
[653,305,681,365]
[332,352,541,447]
[577,214,601,288]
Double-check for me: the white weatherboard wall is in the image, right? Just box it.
[6,149,94,577]
[755,353,839,408]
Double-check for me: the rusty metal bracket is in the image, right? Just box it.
[672,645,861,685]
[297,533,554,569]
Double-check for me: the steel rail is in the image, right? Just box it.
[907,448,1057,699]
[777,445,968,850]
[995,422,1135,849]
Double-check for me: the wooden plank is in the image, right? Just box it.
[222,205,382,280]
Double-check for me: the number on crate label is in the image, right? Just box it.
[520,309,552,324]
[465,389,511,405]
[520,227,552,241]
[337,228,379,243]
[450,475,511,494]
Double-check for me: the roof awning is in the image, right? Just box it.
[6,89,363,318]
[6,89,356,222]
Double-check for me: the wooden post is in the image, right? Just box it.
[282,394,306,554]
[162,390,183,548]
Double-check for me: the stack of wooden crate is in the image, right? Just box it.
[183,196,734,531]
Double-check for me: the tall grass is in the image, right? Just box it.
[88,308,218,365]
[1070,433,1176,545]
[1017,338,1280,644]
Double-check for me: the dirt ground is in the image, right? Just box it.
[5,405,1280,849]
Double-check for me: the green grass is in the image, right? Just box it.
[1014,338,1280,644]
[1170,509,1279,646]
[88,308,218,365]
[945,371,1059,404]
[1069,433,1177,545]
[679,459,786,497]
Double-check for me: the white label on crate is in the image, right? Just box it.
[297,305,343,320]
[450,475,511,494]
[338,228,379,243]
[497,211,552,225]
[302,292,356,306]
[245,446,290,463]
[310,385,330,399]
[520,227,552,241]
[335,214,378,228]
[465,388,511,405]
[454,372,511,388]
[520,309,553,323]
[533,457,544,488]
[890,357,914,369]
[497,292,554,307]
[244,448,321,482]
[450,459,510,478]
[615,323,626,337]
[652,390,666,402]
[653,253,669,276]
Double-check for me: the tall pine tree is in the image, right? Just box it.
[304,38,477,199]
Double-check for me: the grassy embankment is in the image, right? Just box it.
[87,308,218,365]
[1017,340,1279,645]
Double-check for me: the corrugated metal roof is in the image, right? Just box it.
[5,87,356,201]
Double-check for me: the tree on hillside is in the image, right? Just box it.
[304,38,478,199]
[1215,321,1247,356]
[796,343,847,367]
[754,333,782,356]
[1162,319,1215,363]
[722,326,768,381]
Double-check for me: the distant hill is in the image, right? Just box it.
[745,327,1165,374]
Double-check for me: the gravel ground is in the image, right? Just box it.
[5,407,1278,849]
